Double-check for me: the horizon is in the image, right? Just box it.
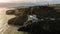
[0,0,60,8]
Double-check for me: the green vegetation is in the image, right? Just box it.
[49,4,60,6]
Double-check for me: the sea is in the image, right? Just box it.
[0,8,28,34]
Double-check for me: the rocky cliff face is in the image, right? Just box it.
[0,8,26,34]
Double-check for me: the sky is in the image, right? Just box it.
[0,0,60,4]
[0,0,52,3]
[0,0,60,7]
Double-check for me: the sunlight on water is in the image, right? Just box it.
[0,8,28,34]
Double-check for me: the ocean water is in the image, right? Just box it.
[0,8,28,34]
